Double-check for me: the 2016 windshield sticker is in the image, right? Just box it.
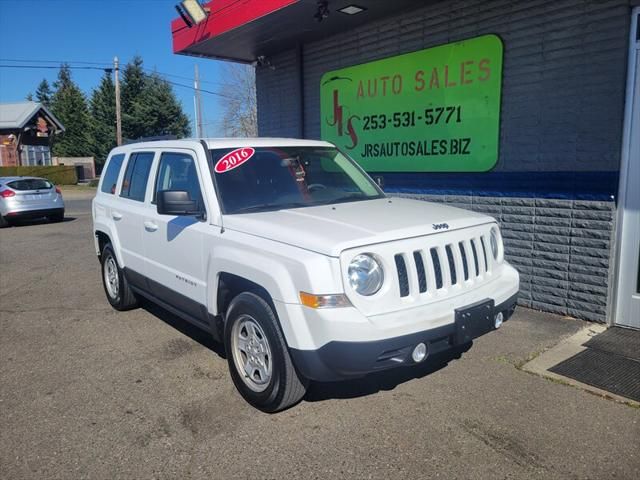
[215,147,255,173]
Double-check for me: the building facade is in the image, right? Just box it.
[172,0,640,327]
[0,102,64,167]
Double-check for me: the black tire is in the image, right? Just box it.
[50,210,65,223]
[224,292,308,412]
[100,243,138,311]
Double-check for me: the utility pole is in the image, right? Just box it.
[114,56,123,146]
[194,64,203,138]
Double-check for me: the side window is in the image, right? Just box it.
[100,154,125,194]
[120,152,155,202]
[154,152,204,210]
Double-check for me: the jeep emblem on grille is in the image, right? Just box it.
[433,223,449,230]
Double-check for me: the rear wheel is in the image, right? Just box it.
[224,292,307,412]
[101,244,138,311]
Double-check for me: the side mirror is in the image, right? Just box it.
[157,190,199,216]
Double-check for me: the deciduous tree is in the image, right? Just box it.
[219,64,257,137]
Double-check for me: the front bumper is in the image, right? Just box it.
[289,293,518,382]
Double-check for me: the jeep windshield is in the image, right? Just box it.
[210,146,385,214]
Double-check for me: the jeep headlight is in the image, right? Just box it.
[348,253,384,296]
[490,226,502,261]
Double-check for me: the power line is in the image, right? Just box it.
[161,77,234,99]
[142,67,229,88]
[1,57,231,87]
[0,58,111,66]
[0,63,234,99]
[0,64,109,71]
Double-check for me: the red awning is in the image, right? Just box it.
[171,0,426,63]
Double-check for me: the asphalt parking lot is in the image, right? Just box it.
[1,191,639,480]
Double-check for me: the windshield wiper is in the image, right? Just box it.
[232,202,309,214]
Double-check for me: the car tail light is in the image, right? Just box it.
[0,189,15,198]
[55,186,62,194]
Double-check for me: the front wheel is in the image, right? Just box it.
[100,244,138,311]
[224,292,308,412]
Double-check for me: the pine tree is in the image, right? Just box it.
[90,72,116,165]
[121,57,190,140]
[26,93,34,101]
[50,65,93,157]
[35,79,53,107]
[128,73,190,139]
[121,55,146,140]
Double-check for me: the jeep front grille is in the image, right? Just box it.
[341,223,500,317]
[392,233,493,297]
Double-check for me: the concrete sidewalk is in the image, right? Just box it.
[0,210,639,479]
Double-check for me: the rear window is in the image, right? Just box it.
[8,179,52,191]
[101,154,125,194]
[120,152,155,202]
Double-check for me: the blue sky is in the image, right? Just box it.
[0,0,226,136]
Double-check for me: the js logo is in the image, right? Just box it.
[324,79,359,150]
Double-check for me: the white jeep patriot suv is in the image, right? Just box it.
[93,138,519,412]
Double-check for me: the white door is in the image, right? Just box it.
[143,149,211,323]
[614,8,640,329]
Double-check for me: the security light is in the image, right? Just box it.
[175,0,208,28]
[338,5,366,15]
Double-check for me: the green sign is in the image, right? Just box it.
[320,34,503,172]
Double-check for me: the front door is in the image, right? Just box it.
[614,7,640,329]
[143,149,210,326]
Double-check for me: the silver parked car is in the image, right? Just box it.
[0,176,65,227]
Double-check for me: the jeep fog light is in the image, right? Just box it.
[412,343,428,363]
[299,292,351,309]
[348,253,384,296]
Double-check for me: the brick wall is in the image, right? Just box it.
[393,194,614,322]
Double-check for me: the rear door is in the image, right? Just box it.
[7,178,57,211]
[143,149,210,325]
[111,151,157,279]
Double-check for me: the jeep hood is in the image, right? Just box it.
[221,197,494,257]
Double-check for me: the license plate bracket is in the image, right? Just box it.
[455,299,495,344]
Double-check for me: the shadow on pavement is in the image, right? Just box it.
[305,343,472,401]
[6,216,77,227]
[141,299,226,360]
[138,297,474,404]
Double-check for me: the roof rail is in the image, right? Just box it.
[122,135,179,145]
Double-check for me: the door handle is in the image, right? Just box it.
[112,211,123,220]
[144,221,158,232]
